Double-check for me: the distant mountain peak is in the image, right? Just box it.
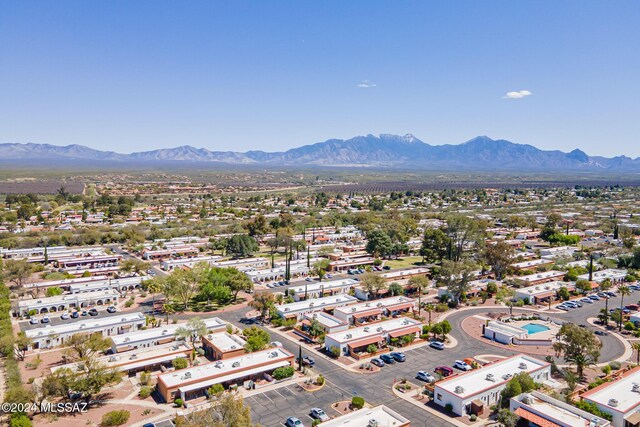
[1,134,639,172]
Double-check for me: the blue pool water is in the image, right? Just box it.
[522,323,550,335]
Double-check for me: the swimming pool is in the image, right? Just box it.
[522,323,550,335]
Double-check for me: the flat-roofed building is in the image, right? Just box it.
[69,276,143,293]
[515,281,575,305]
[201,332,247,360]
[514,270,566,286]
[142,245,200,260]
[245,264,310,283]
[109,317,226,353]
[300,311,349,334]
[25,312,146,350]
[321,405,410,427]
[289,278,359,301]
[324,317,424,357]
[581,366,640,427]
[578,269,628,285]
[54,254,121,269]
[379,267,429,281]
[333,296,416,325]
[15,288,121,316]
[511,258,555,271]
[433,354,551,416]
[540,246,578,260]
[23,275,109,292]
[156,347,295,402]
[160,256,223,271]
[53,342,192,375]
[329,256,375,272]
[510,391,610,427]
[275,294,358,320]
[211,257,269,270]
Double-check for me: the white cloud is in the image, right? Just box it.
[503,90,532,99]
[357,80,377,88]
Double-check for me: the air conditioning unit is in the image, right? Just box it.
[518,362,528,369]
[486,374,495,382]
[608,399,619,407]
[364,327,369,332]
[633,383,640,393]
[522,394,533,405]
[455,386,464,394]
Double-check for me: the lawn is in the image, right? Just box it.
[383,256,424,270]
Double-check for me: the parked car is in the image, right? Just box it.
[380,354,395,364]
[416,371,436,382]
[270,341,283,348]
[580,297,593,304]
[285,417,304,427]
[371,358,385,367]
[595,330,609,336]
[429,341,445,350]
[434,366,454,377]
[597,292,609,298]
[605,291,616,297]
[41,316,50,324]
[88,308,99,316]
[71,311,79,318]
[557,304,569,311]
[310,408,330,422]
[589,295,600,301]
[453,360,472,371]
[390,352,406,362]
[80,310,88,316]
[325,274,333,279]
[29,317,39,325]
[302,356,315,367]
[626,304,639,311]
[305,277,313,282]
[383,266,391,270]
[106,306,117,313]
[60,312,70,320]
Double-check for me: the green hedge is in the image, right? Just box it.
[1,280,33,426]
[272,366,295,380]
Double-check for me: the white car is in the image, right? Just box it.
[60,312,70,320]
[29,317,39,325]
[416,371,436,382]
[453,360,472,371]
[310,408,330,421]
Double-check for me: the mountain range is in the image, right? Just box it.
[1,134,639,172]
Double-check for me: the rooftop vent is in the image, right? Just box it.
[232,362,240,368]
[455,386,465,394]
[486,374,496,382]
[608,399,619,407]
[377,327,383,332]
[518,362,528,370]
[633,383,640,393]
[184,372,191,379]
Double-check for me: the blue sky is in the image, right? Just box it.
[1,1,639,156]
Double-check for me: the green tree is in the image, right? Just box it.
[243,326,270,352]
[1,259,32,289]
[618,285,631,331]
[553,323,601,378]
[365,229,394,259]
[387,282,404,296]
[249,292,275,321]
[311,259,331,282]
[436,260,476,306]
[481,241,514,280]
[176,317,208,351]
[45,286,63,297]
[175,394,258,427]
[360,272,387,300]
[420,227,449,264]
[226,235,259,258]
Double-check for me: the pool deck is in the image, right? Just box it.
[510,320,558,341]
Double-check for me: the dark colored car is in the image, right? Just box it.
[88,308,99,316]
[71,311,79,319]
[435,366,454,377]
[390,352,406,362]
[302,356,315,367]
[380,354,395,364]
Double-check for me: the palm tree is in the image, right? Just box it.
[408,276,430,317]
[163,303,175,325]
[633,342,640,365]
[424,303,436,326]
[618,285,631,331]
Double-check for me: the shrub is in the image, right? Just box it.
[330,346,340,358]
[140,371,151,386]
[174,398,184,407]
[351,396,365,409]
[601,365,612,376]
[272,366,295,380]
[100,410,130,426]
[10,415,32,427]
[138,386,152,398]
[124,300,134,308]
[445,403,453,413]
[316,374,325,386]
[172,357,188,370]
[609,361,622,371]
[208,383,224,397]
[470,414,477,422]
[625,321,635,331]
